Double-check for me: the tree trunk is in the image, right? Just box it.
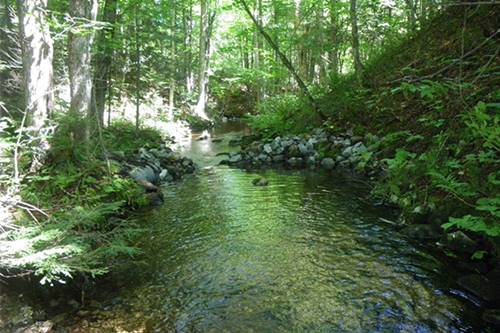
[168,0,176,117]
[92,0,117,126]
[349,0,363,83]
[193,0,212,120]
[329,0,339,77]
[184,0,194,94]
[239,0,322,117]
[17,0,54,129]
[405,0,417,31]
[17,0,54,171]
[68,0,98,142]
[134,4,141,129]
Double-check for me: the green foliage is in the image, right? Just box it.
[5,203,142,285]
[247,94,320,137]
[3,116,156,284]
[374,101,499,241]
[105,120,164,155]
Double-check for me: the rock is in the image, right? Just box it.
[146,191,164,205]
[257,153,271,163]
[272,154,285,163]
[444,231,477,254]
[263,143,273,154]
[228,153,242,164]
[298,143,310,156]
[321,158,335,170]
[352,142,368,154]
[136,179,159,193]
[307,156,316,166]
[138,147,154,160]
[252,177,269,186]
[482,309,500,326]
[402,224,441,240]
[338,159,351,168]
[287,144,300,157]
[457,274,500,302]
[130,165,158,184]
[287,157,302,167]
[342,146,354,157]
[335,155,345,163]
[340,139,351,147]
[159,169,172,182]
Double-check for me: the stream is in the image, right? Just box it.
[0,121,492,332]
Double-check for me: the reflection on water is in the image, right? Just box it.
[91,122,486,332]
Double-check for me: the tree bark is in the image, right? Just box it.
[329,0,339,77]
[193,0,214,120]
[169,0,176,117]
[68,0,98,141]
[350,0,363,83]
[239,0,321,116]
[93,0,117,126]
[17,0,54,129]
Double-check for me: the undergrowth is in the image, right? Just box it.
[0,115,162,284]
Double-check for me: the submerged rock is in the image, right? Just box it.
[252,177,269,186]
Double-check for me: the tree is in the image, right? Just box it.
[349,0,363,83]
[193,0,215,120]
[17,0,54,129]
[68,0,98,141]
[93,0,118,126]
[239,0,321,116]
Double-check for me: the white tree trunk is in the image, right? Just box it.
[17,0,53,129]
[68,0,98,140]
[193,0,209,120]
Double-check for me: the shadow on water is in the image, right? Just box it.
[0,121,494,332]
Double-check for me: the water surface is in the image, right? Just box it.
[2,122,489,332]
[94,122,486,332]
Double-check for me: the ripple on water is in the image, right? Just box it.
[88,165,488,333]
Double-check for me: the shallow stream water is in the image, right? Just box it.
[0,122,492,332]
